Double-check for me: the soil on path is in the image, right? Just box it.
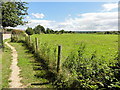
[5,41,23,88]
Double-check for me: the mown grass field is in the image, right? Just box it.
[31,34,118,64]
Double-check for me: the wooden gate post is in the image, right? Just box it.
[57,45,62,73]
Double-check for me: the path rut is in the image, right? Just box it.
[5,41,22,88]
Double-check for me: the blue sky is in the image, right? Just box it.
[12,2,118,31]
[22,0,119,2]
[27,2,105,22]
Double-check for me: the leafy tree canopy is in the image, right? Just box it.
[25,27,33,35]
[59,30,65,34]
[33,25,41,34]
[46,28,51,34]
[46,28,55,34]
[33,25,45,34]
[2,1,28,29]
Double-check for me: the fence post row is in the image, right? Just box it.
[24,35,62,73]
[57,45,62,73]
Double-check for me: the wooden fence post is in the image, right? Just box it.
[26,36,28,44]
[2,33,4,51]
[25,35,26,42]
[57,45,62,73]
[11,34,12,42]
[29,35,31,44]
[16,34,18,42]
[27,35,30,45]
[35,37,38,52]
[0,33,4,51]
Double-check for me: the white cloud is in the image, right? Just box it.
[11,19,55,30]
[102,3,118,11]
[54,12,118,31]
[13,11,118,31]
[27,19,55,28]
[31,13,45,19]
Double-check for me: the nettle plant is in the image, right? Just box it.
[56,43,120,89]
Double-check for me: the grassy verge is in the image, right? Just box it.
[0,49,2,89]
[10,42,53,88]
[2,40,12,88]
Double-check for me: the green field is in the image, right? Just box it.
[31,34,118,63]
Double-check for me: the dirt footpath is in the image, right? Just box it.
[5,41,23,88]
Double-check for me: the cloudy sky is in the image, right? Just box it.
[12,2,118,31]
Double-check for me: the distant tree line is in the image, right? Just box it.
[74,31,120,35]
[97,31,120,34]
[6,25,120,35]
[25,25,75,35]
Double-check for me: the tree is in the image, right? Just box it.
[25,27,33,35]
[59,30,65,34]
[68,31,72,33]
[54,30,58,34]
[104,31,111,34]
[2,2,28,29]
[46,28,51,34]
[40,25,45,33]
[33,25,41,34]
[33,25,45,34]
[46,28,55,34]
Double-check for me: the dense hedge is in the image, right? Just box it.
[11,30,24,35]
